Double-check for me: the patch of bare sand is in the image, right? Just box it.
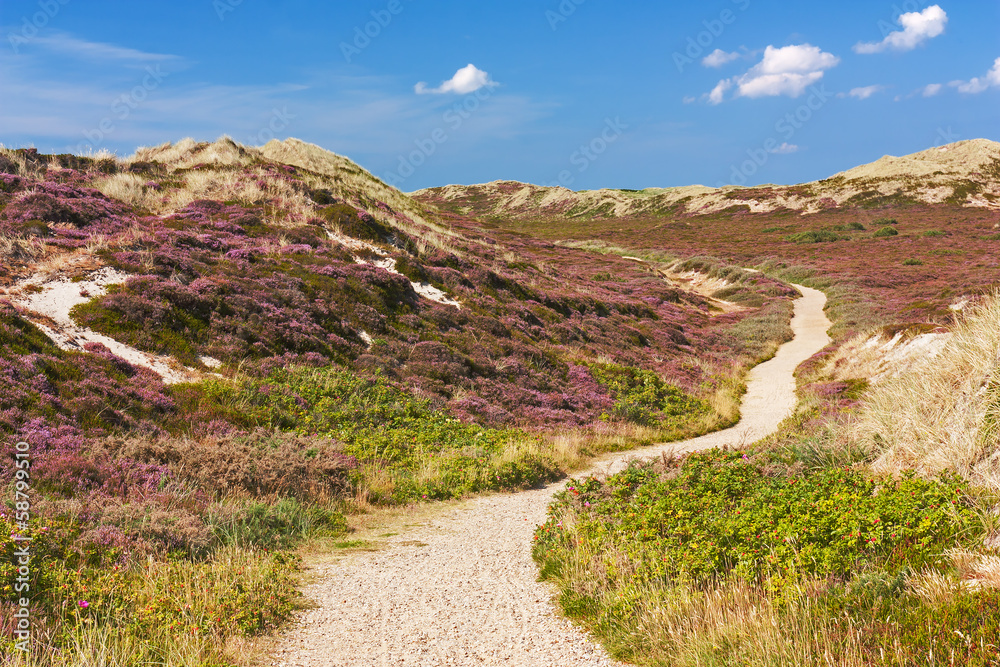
[8,268,199,384]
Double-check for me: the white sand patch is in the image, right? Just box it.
[826,330,951,384]
[411,281,462,309]
[10,268,199,384]
[199,355,223,369]
[327,230,385,255]
[672,269,732,294]
[350,251,462,310]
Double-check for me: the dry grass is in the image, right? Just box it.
[0,146,30,177]
[852,293,1000,490]
[123,137,468,259]
[90,173,158,210]
[0,233,47,263]
[3,546,299,667]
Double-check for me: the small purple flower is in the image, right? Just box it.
[78,600,89,608]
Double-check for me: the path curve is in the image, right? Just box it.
[272,285,831,667]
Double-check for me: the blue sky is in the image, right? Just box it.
[1,0,998,191]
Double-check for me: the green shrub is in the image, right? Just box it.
[830,222,865,232]
[587,362,709,427]
[784,230,841,244]
[536,450,979,586]
[874,217,898,225]
[923,230,946,237]
[193,366,560,502]
[902,258,923,266]
[873,226,899,238]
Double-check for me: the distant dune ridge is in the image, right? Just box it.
[414,138,1000,218]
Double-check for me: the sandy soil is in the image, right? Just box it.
[272,285,832,667]
[8,268,198,384]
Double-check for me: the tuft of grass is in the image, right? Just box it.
[0,542,303,664]
[872,226,899,238]
[902,258,923,266]
[854,292,1000,491]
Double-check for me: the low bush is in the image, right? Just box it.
[785,230,842,244]
[587,362,709,428]
[533,450,989,665]
[873,226,899,238]
[186,366,564,502]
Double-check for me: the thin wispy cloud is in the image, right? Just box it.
[706,44,839,103]
[854,5,948,54]
[770,142,799,154]
[415,64,497,95]
[31,32,180,63]
[842,85,885,100]
[922,83,944,97]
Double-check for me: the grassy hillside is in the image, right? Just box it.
[0,139,796,663]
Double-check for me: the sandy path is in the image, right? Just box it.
[272,285,831,667]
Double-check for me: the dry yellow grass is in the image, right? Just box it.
[116,137,471,258]
[90,173,158,210]
[550,535,870,667]
[0,233,47,263]
[851,293,1000,490]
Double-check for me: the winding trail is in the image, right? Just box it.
[272,285,831,667]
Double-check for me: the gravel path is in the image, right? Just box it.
[273,285,831,667]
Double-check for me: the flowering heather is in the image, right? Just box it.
[0,144,801,654]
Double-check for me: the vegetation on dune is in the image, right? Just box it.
[6,137,1000,665]
[0,141,791,662]
[415,163,1000,666]
[533,292,1000,667]
[534,451,991,665]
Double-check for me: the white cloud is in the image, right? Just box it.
[950,57,1000,94]
[770,143,799,154]
[854,5,948,54]
[953,78,989,94]
[707,78,733,105]
[991,58,1000,86]
[682,95,697,104]
[706,44,839,102]
[702,49,742,68]
[847,85,885,100]
[922,83,943,97]
[415,64,496,95]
